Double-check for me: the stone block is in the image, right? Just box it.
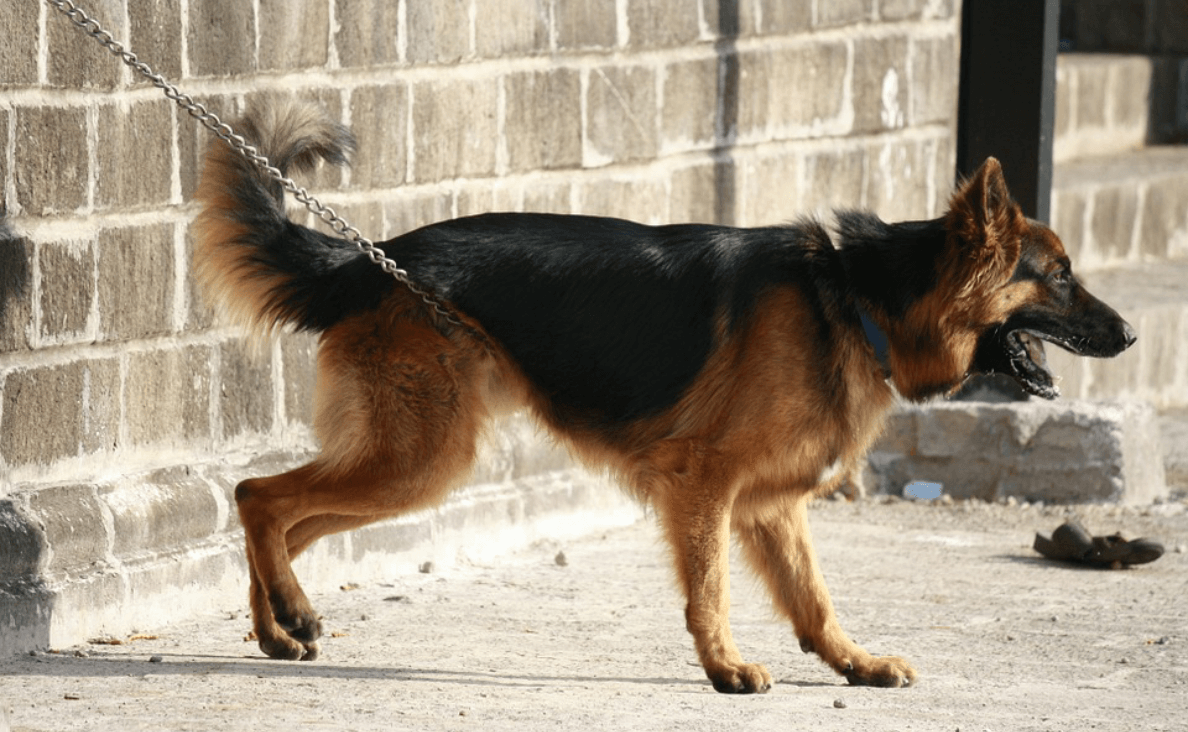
[1139,177,1188,260]
[385,191,454,237]
[802,147,866,215]
[585,65,659,166]
[0,1,40,88]
[556,2,617,50]
[661,57,721,151]
[735,43,848,140]
[125,345,212,447]
[522,181,574,215]
[281,331,318,427]
[406,0,471,64]
[46,0,122,89]
[815,0,873,27]
[258,0,330,71]
[14,107,88,216]
[334,0,402,67]
[1051,188,1088,264]
[0,499,46,578]
[1,363,84,467]
[128,0,182,83]
[852,35,909,134]
[349,85,409,189]
[578,175,668,224]
[0,231,34,352]
[412,79,499,182]
[187,0,255,77]
[38,240,95,341]
[1090,185,1138,261]
[668,162,720,224]
[865,139,933,222]
[627,0,701,48]
[737,152,800,227]
[474,0,550,57]
[911,36,959,126]
[505,69,583,173]
[867,401,1168,504]
[95,101,175,210]
[183,224,218,331]
[178,94,240,202]
[744,0,812,35]
[96,224,175,340]
[27,485,108,578]
[103,469,220,558]
[219,339,275,439]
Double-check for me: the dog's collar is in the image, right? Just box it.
[857,303,892,379]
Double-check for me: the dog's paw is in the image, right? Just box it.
[841,654,917,688]
[706,661,773,694]
[270,596,323,644]
[258,633,306,661]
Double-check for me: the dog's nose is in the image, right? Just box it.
[1121,320,1137,349]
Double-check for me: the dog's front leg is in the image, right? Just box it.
[735,493,916,687]
[655,466,773,694]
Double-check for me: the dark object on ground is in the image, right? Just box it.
[1034,520,1164,568]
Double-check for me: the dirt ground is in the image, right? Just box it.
[2,496,1185,732]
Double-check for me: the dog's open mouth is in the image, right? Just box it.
[1003,330,1060,399]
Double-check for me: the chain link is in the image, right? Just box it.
[45,0,463,328]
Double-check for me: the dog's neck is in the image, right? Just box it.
[855,302,891,379]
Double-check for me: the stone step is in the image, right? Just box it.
[1051,145,1188,270]
[1159,409,1188,494]
[1054,53,1169,163]
[1046,260,1188,410]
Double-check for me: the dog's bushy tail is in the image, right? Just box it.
[193,101,370,336]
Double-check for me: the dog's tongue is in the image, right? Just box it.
[1018,332,1047,368]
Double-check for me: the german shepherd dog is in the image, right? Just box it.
[194,102,1135,693]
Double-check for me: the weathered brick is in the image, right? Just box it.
[28,485,107,577]
[802,147,867,215]
[864,140,932,221]
[103,469,220,558]
[0,1,40,88]
[662,57,720,150]
[96,224,175,340]
[187,0,255,77]
[1140,177,1188,260]
[816,0,873,27]
[1051,188,1088,263]
[95,101,175,210]
[579,175,667,224]
[911,36,959,126]
[0,499,43,577]
[39,240,95,341]
[178,94,240,202]
[627,0,701,48]
[334,0,403,67]
[585,65,658,165]
[349,85,409,189]
[1,363,84,466]
[668,162,720,224]
[385,191,453,235]
[556,2,617,50]
[125,345,211,447]
[852,36,909,134]
[46,0,123,89]
[745,0,812,35]
[219,340,275,439]
[521,181,574,214]
[128,0,183,83]
[258,0,330,71]
[281,332,318,427]
[412,79,499,182]
[505,70,583,172]
[14,107,88,216]
[735,44,849,139]
[1090,186,1138,261]
[880,0,952,20]
[738,153,800,227]
[0,231,34,352]
[406,0,471,64]
[474,0,551,57]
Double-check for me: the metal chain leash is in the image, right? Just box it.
[45,0,464,328]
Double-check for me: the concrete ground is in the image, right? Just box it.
[2,496,1186,732]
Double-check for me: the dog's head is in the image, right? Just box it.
[942,158,1136,399]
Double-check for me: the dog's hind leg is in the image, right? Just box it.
[735,493,917,687]
[647,444,773,694]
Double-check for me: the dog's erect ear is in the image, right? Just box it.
[943,157,1026,293]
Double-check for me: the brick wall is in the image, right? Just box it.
[0,0,962,654]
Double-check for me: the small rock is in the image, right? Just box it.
[554,551,568,567]
[149,655,163,663]
[418,561,434,574]
[833,698,847,709]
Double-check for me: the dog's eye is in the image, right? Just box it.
[1049,267,1071,285]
